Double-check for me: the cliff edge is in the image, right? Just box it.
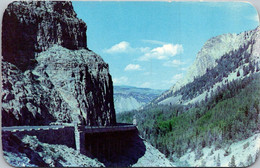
[1,1,116,126]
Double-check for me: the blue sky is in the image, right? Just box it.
[72,1,259,90]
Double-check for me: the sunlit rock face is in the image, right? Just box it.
[2,1,87,71]
[153,26,260,105]
[2,1,116,126]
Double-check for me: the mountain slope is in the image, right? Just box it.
[113,86,163,113]
[118,26,260,167]
[1,1,116,126]
[154,26,260,106]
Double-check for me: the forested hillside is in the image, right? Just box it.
[118,73,260,166]
[118,27,260,166]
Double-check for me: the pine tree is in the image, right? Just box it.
[237,70,240,77]
[224,147,231,156]
[256,63,260,72]
[247,154,253,166]
[228,155,236,167]
[210,149,214,155]
[255,148,260,163]
[216,154,221,167]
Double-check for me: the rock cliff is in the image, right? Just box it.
[1,1,116,126]
[154,26,260,105]
[2,1,87,71]
[177,27,260,90]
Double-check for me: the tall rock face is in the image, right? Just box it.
[1,1,116,126]
[2,1,87,71]
[178,27,260,89]
[153,26,260,105]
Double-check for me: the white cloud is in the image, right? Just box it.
[163,59,185,67]
[113,76,128,85]
[104,41,132,54]
[142,40,166,45]
[124,64,142,71]
[138,44,183,61]
[139,47,150,53]
[104,41,150,54]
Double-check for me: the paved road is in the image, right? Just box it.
[83,125,137,133]
[2,124,137,133]
[2,125,65,132]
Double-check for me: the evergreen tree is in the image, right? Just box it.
[255,148,260,163]
[237,70,240,77]
[256,63,260,72]
[216,154,221,167]
[229,155,236,167]
[247,154,253,166]
[224,147,231,156]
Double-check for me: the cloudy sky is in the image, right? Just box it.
[72,1,259,90]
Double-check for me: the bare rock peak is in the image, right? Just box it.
[2,1,116,126]
[154,26,260,105]
[2,1,87,71]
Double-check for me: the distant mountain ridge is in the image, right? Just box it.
[114,86,164,113]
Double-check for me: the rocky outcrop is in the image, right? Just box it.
[154,26,260,105]
[2,1,87,71]
[178,27,260,89]
[1,1,116,126]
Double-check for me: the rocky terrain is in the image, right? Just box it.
[153,26,260,105]
[2,1,116,126]
[2,132,175,167]
[2,1,86,71]
[114,86,163,113]
[175,133,260,167]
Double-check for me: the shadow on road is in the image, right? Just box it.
[84,129,146,167]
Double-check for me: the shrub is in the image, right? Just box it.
[243,142,249,149]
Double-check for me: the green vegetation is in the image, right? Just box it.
[117,73,260,159]
[154,39,259,103]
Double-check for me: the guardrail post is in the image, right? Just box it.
[74,124,80,152]
[79,128,87,155]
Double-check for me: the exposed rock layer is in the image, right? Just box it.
[154,26,260,105]
[2,1,87,71]
[2,1,116,126]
